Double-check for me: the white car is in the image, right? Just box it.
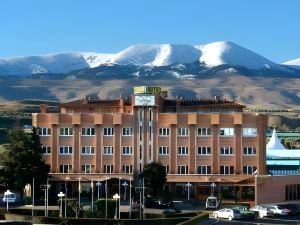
[266,205,288,216]
[250,205,274,218]
[213,208,241,221]
[2,191,16,203]
[206,196,219,209]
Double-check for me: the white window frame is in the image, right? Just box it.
[178,146,189,155]
[178,165,188,174]
[104,164,113,174]
[103,127,114,136]
[159,146,169,155]
[122,146,133,155]
[42,146,51,155]
[122,127,133,136]
[243,165,257,175]
[81,164,95,173]
[197,165,212,174]
[103,146,114,155]
[220,146,233,155]
[59,146,73,155]
[159,128,170,136]
[197,127,211,136]
[243,128,258,137]
[178,128,189,136]
[220,165,234,175]
[39,127,51,136]
[81,146,95,155]
[243,146,257,155]
[59,164,72,173]
[122,165,133,174]
[220,128,234,136]
[59,127,73,136]
[197,146,211,155]
[81,127,95,136]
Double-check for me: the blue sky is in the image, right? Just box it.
[0,0,299,63]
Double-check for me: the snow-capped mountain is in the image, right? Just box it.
[283,58,300,67]
[0,41,298,76]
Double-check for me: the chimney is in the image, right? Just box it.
[40,104,47,113]
[119,95,124,113]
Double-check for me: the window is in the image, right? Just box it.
[197,166,212,174]
[220,128,234,136]
[197,128,211,136]
[81,128,95,136]
[220,166,234,174]
[59,164,72,173]
[178,128,189,136]
[60,128,73,136]
[81,164,95,173]
[178,146,188,155]
[42,146,51,154]
[103,146,114,155]
[197,146,211,155]
[159,146,169,155]
[243,166,257,175]
[38,128,51,136]
[104,165,113,173]
[243,128,257,137]
[104,127,114,136]
[163,165,169,174]
[178,165,188,174]
[159,128,169,136]
[122,165,133,174]
[122,127,133,136]
[122,146,133,155]
[59,146,72,155]
[220,147,233,155]
[81,146,95,155]
[243,146,256,155]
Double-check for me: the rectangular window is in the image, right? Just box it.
[159,146,169,155]
[220,147,233,155]
[220,166,234,174]
[159,128,170,136]
[243,128,257,137]
[220,128,234,136]
[122,127,133,136]
[243,146,257,155]
[81,164,95,173]
[197,146,211,155]
[60,127,73,136]
[59,146,72,155]
[243,166,257,175]
[38,128,51,136]
[122,146,133,155]
[178,128,189,136]
[122,165,133,174]
[178,165,188,174]
[197,166,212,174]
[42,146,51,154]
[178,146,189,155]
[81,128,95,136]
[59,164,72,173]
[197,128,211,136]
[81,146,95,155]
[163,165,169,174]
[104,127,114,136]
[103,146,114,155]
[104,165,113,173]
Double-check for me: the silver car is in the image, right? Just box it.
[250,205,274,218]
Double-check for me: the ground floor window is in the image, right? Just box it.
[286,184,300,201]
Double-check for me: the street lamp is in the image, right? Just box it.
[96,181,102,200]
[113,193,120,219]
[122,181,128,201]
[185,182,192,201]
[57,191,65,218]
[4,190,12,211]
[210,182,216,196]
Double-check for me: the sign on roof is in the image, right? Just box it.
[134,86,161,94]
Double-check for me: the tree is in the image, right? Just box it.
[0,127,50,199]
[142,162,167,198]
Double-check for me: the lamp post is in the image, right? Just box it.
[91,180,94,212]
[4,190,12,211]
[57,191,65,218]
[185,182,192,201]
[210,182,216,196]
[122,181,128,201]
[113,193,120,219]
[96,181,102,200]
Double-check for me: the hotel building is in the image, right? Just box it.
[33,86,268,201]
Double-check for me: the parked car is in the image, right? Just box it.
[265,205,288,216]
[250,205,274,218]
[279,204,300,215]
[206,196,219,209]
[232,205,255,219]
[162,208,182,214]
[2,191,16,203]
[213,208,241,221]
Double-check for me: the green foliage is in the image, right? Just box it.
[142,162,167,197]
[95,199,119,219]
